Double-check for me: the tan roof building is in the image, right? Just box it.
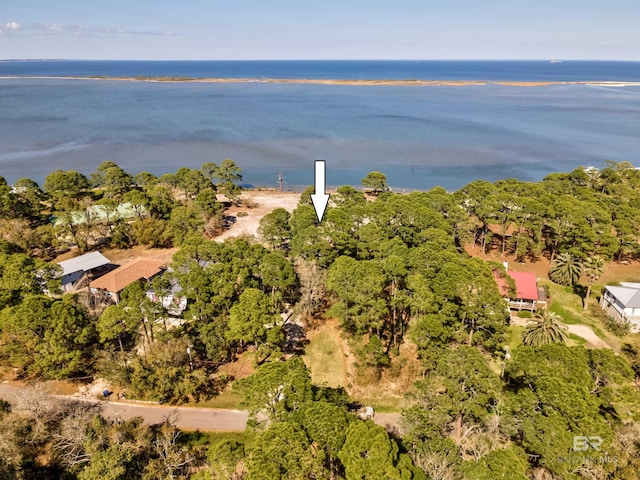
[89,258,166,301]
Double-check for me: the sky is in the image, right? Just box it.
[1,0,639,60]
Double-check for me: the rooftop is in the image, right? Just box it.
[56,251,111,276]
[605,285,640,309]
[89,258,166,293]
[494,270,539,301]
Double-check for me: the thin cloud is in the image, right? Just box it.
[0,21,22,35]
[1,22,174,37]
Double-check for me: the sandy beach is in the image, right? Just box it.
[3,75,640,87]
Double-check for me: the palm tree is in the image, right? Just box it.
[549,253,582,286]
[582,256,605,311]
[522,309,568,347]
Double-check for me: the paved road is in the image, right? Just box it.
[0,382,400,432]
[101,401,249,431]
[0,382,248,431]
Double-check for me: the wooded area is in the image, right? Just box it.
[1,160,640,479]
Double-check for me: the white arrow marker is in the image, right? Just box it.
[310,160,330,223]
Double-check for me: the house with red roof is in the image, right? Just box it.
[89,257,166,304]
[494,270,546,312]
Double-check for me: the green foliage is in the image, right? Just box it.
[0,251,60,308]
[457,445,529,480]
[235,357,313,422]
[126,338,214,403]
[361,171,389,193]
[205,439,245,478]
[257,207,291,250]
[521,309,568,347]
[130,217,171,247]
[43,169,90,199]
[404,346,501,441]
[549,252,582,286]
[167,206,204,245]
[0,294,95,378]
[90,161,134,198]
[338,421,424,480]
[247,421,327,479]
[203,159,243,203]
[227,287,277,350]
[503,345,628,476]
[194,188,222,218]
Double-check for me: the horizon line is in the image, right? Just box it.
[2,58,640,63]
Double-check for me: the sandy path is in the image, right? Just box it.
[511,316,610,349]
[565,324,611,349]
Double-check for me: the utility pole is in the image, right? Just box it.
[277,172,286,192]
[186,345,194,371]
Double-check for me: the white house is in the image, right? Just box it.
[146,279,188,317]
[600,282,640,332]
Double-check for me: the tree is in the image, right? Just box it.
[33,296,95,378]
[548,252,581,286]
[361,171,388,194]
[206,159,243,203]
[257,252,296,308]
[174,167,210,200]
[257,208,291,250]
[457,446,529,480]
[521,309,568,347]
[294,258,327,323]
[167,206,204,246]
[327,256,388,337]
[0,252,60,308]
[205,439,246,479]
[134,171,158,189]
[11,177,43,221]
[234,357,313,422]
[403,346,501,446]
[226,288,276,353]
[123,189,149,220]
[194,189,222,218]
[247,422,327,480]
[338,420,423,480]
[130,218,170,248]
[582,256,605,310]
[90,161,133,198]
[78,444,139,480]
[43,170,90,199]
[97,305,139,352]
[504,345,618,476]
[295,401,351,476]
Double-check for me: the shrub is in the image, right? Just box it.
[604,316,631,337]
[518,310,532,319]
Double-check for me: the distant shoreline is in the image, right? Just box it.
[1,75,640,87]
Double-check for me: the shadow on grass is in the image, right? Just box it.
[550,303,581,325]
[573,284,587,301]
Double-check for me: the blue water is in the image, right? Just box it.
[1,61,639,190]
[2,60,640,82]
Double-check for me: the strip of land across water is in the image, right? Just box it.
[2,75,640,87]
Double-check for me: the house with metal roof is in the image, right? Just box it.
[600,282,640,332]
[56,251,113,292]
[89,258,166,303]
[494,270,546,312]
